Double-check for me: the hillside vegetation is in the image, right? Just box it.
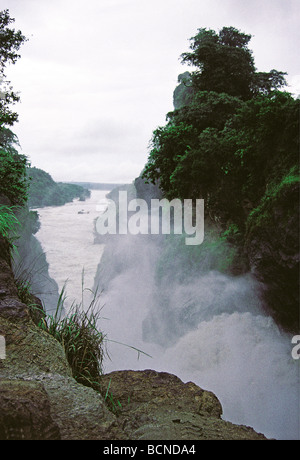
[141,27,299,331]
[27,167,90,208]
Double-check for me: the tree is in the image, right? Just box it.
[142,26,298,230]
[0,9,28,205]
[0,9,27,127]
[142,26,299,332]
[173,72,194,110]
[0,147,28,205]
[180,26,287,101]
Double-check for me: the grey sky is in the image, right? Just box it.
[4,0,300,183]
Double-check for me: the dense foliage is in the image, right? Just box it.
[0,10,90,234]
[0,128,28,205]
[142,26,299,236]
[0,10,28,207]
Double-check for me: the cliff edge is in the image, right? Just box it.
[0,235,268,440]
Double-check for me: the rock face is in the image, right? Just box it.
[245,181,299,332]
[0,234,268,440]
[100,370,267,440]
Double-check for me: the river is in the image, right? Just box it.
[34,189,300,440]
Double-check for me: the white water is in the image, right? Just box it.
[34,190,300,440]
[34,190,107,311]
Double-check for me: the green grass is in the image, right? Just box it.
[104,378,123,415]
[28,274,152,414]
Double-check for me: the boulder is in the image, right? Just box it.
[99,369,267,440]
[0,380,61,440]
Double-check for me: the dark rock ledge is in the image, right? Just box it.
[0,236,268,440]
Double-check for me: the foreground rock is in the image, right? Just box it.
[0,380,61,440]
[0,235,268,440]
[100,370,267,440]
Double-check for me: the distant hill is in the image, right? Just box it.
[68,182,126,190]
[27,167,91,208]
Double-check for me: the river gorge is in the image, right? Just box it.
[32,189,299,440]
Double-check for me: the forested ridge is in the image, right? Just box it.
[141,26,299,331]
[26,166,90,208]
[143,27,298,230]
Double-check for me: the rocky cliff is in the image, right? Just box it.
[0,234,268,440]
[132,177,300,333]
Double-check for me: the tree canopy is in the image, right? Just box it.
[0,9,28,205]
[180,26,287,100]
[142,26,299,233]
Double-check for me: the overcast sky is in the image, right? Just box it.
[3,0,300,184]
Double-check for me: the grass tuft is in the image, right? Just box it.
[27,272,152,414]
[37,283,107,388]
